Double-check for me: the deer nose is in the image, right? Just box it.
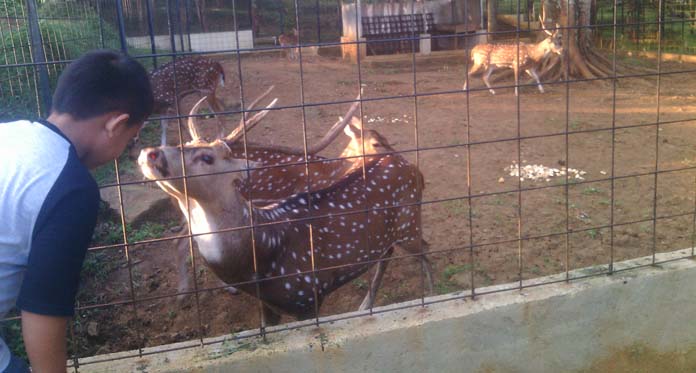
[147,149,160,161]
[138,148,161,166]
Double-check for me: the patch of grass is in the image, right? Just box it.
[442,263,472,279]
[0,319,26,360]
[434,281,459,295]
[136,120,163,146]
[443,199,467,217]
[582,187,602,195]
[435,264,472,295]
[91,152,137,186]
[206,338,256,360]
[81,250,116,283]
[352,278,368,291]
[128,222,167,243]
[587,229,600,240]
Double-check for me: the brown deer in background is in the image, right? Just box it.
[139,93,432,325]
[277,27,299,61]
[463,15,563,96]
[150,56,226,145]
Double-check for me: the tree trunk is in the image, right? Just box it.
[538,0,619,82]
[195,0,208,33]
[487,0,497,42]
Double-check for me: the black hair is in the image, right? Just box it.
[51,49,154,126]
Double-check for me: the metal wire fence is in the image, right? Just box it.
[2,0,696,370]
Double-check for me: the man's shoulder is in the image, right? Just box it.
[1,119,97,192]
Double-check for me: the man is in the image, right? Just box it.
[0,49,154,372]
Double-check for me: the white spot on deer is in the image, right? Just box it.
[285,282,291,290]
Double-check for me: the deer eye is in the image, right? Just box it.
[198,154,215,165]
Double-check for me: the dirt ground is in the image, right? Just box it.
[71,51,696,357]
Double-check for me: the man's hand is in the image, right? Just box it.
[21,310,68,373]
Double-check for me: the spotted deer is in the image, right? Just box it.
[173,89,362,299]
[277,28,299,61]
[139,94,432,325]
[463,15,563,96]
[150,56,226,145]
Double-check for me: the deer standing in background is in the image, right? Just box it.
[463,15,563,96]
[150,56,226,145]
[139,92,432,325]
[277,28,299,61]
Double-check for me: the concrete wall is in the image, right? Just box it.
[77,248,696,372]
[127,30,253,53]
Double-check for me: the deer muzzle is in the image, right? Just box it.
[138,147,170,179]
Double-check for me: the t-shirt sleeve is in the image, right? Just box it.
[16,187,99,316]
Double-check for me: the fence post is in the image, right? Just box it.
[96,0,105,48]
[316,0,321,43]
[115,0,128,52]
[185,0,193,52]
[145,0,157,67]
[175,0,185,52]
[167,0,177,53]
[25,0,51,116]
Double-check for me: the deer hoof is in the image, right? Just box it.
[489,90,496,95]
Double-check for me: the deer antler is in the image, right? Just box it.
[225,97,279,143]
[224,86,276,141]
[224,94,362,156]
[186,96,208,143]
[302,95,361,155]
[539,8,554,36]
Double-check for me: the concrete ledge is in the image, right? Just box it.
[78,248,696,372]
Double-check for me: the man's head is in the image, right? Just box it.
[52,49,153,125]
[49,50,154,168]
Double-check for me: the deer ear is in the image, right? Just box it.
[344,123,356,138]
[350,116,363,130]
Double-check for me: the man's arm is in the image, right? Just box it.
[17,181,99,371]
[21,311,68,373]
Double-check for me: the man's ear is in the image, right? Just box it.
[104,113,131,138]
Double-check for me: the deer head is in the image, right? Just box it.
[537,12,563,58]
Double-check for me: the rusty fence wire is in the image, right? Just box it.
[2,0,696,370]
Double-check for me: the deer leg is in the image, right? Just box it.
[418,239,435,295]
[358,247,395,311]
[205,94,226,138]
[482,67,496,95]
[160,118,168,146]
[261,304,281,327]
[514,67,519,96]
[526,68,545,93]
[463,62,482,91]
[175,235,191,302]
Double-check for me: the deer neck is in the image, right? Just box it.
[528,40,552,62]
[173,188,258,283]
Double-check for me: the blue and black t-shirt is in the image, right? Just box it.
[0,119,99,369]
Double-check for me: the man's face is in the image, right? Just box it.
[85,120,142,169]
